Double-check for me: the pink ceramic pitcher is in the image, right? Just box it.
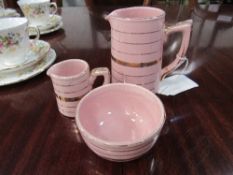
[105,6,192,92]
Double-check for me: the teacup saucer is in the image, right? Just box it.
[0,8,20,18]
[0,40,50,73]
[0,49,56,86]
[29,15,63,35]
[39,21,63,35]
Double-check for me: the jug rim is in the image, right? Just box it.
[106,6,165,22]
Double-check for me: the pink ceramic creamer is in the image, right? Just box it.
[105,6,193,92]
[47,59,110,118]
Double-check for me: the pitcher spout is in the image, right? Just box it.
[104,13,110,21]
[104,10,119,21]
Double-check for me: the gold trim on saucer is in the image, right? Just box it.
[111,56,161,68]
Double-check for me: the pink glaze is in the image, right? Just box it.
[111,76,158,92]
[48,59,87,77]
[54,86,91,98]
[106,7,193,92]
[111,59,162,76]
[52,80,89,93]
[47,59,90,85]
[58,107,75,118]
[76,83,165,146]
[85,131,158,151]
[84,137,156,161]
[111,29,163,44]
[111,68,159,85]
[111,48,162,63]
[105,7,165,33]
[47,59,110,118]
[56,99,78,108]
[111,38,162,55]
[111,60,161,92]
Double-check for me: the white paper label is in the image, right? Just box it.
[157,75,199,96]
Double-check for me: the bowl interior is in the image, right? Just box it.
[77,84,165,145]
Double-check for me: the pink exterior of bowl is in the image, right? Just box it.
[75,83,165,148]
[83,137,157,162]
[83,130,160,151]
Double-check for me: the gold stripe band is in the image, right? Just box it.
[112,74,156,86]
[112,47,160,55]
[112,56,161,68]
[112,67,157,77]
[56,94,85,102]
[54,85,89,94]
[52,76,88,87]
[111,37,162,45]
[112,77,155,91]
[112,28,163,35]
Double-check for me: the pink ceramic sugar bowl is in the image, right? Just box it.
[75,83,166,162]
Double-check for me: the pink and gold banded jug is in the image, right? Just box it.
[105,6,192,92]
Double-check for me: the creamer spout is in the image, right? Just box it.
[104,13,111,21]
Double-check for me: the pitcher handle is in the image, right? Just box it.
[161,19,193,79]
[89,67,110,86]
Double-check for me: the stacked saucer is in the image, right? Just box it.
[0,8,20,18]
[0,40,56,86]
[29,15,63,36]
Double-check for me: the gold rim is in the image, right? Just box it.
[112,56,161,68]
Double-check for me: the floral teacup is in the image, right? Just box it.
[0,0,4,16]
[0,17,40,66]
[17,0,57,27]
